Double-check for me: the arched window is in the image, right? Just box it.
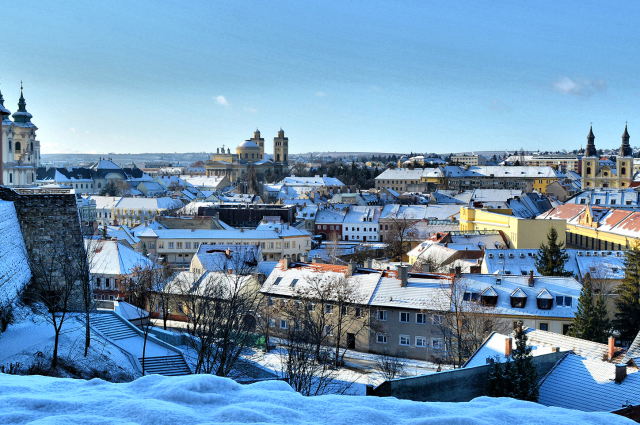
[30,142,33,151]
[251,153,254,159]
[586,167,591,175]
[277,154,281,162]
[8,140,11,151]
[622,167,627,175]
[98,182,102,188]
[15,142,21,152]
[9,173,12,183]
[245,153,248,158]
[284,154,287,161]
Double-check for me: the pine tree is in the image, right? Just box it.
[141,242,149,257]
[510,324,539,401]
[535,228,573,276]
[614,244,640,343]
[485,359,505,397]
[568,273,610,342]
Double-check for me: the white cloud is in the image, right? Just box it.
[315,91,327,97]
[215,95,230,108]
[553,77,607,96]
[70,127,76,132]
[243,106,258,114]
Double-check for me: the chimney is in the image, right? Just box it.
[399,265,409,287]
[348,261,356,277]
[301,252,309,263]
[528,270,534,287]
[608,336,616,361]
[505,337,513,357]
[455,266,461,275]
[365,259,373,269]
[312,256,323,264]
[283,257,291,270]
[228,268,233,275]
[615,364,627,384]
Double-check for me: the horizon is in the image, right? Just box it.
[3,1,640,155]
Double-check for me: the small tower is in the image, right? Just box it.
[273,128,289,165]
[617,124,632,187]
[250,128,265,159]
[581,126,599,190]
[12,86,33,125]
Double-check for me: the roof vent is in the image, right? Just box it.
[509,253,514,259]
[520,253,525,259]
[488,253,494,259]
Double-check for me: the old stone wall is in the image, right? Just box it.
[0,200,30,314]
[370,350,566,402]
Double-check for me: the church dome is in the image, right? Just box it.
[238,140,260,149]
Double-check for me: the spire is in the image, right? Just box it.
[585,125,598,157]
[620,123,632,157]
[0,81,10,119]
[12,81,33,124]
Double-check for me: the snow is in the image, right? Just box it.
[0,201,30,309]
[86,240,152,275]
[0,372,631,424]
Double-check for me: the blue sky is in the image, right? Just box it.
[2,0,638,155]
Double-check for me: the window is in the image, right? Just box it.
[158,242,164,249]
[290,279,299,287]
[325,325,333,336]
[539,323,549,331]
[537,299,553,310]
[176,242,182,249]
[149,242,155,249]
[355,307,362,318]
[168,242,174,249]
[273,277,283,285]
[416,336,427,348]
[376,333,387,344]
[562,324,571,335]
[564,296,572,307]
[285,242,290,249]
[307,302,315,311]
[399,335,411,346]
[377,310,387,321]
[185,242,191,249]
[325,304,333,314]
[280,319,288,329]
[431,314,444,325]
[341,305,348,315]
[431,338,443,350]
[416,313,427,324]
[399,312,410,323]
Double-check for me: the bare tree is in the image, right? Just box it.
[375,347,407,380]
[383,209,421,262]
[179,254,263,377]
[128,263,158,374]
[149,261,176,330]
[434,276,510,367]
[26,240,84,368]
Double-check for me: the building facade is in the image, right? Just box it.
[581,126,634,189]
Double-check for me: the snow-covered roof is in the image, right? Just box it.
[315,208,347,224]
[87,195,122,210]
[185,176,228,189]
[91,159,121,170]
[539,353,640,412]
[375,168,425,180]
[115,197,183,211]
[86,239,152,275]
[137,227,288,240]
[254,222,311,237]
[279,175,345,187]
[343,206,382,224]
[194,244,260,272]
[238,140,260,148]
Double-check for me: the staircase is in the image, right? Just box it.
[91,313,139,340]
[139,355,191,376]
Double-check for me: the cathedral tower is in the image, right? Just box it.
[273,128,288,165]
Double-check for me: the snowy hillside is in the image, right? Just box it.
[0,373,632,425]
[0,200,30,311]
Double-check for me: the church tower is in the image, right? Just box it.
[250,128,265,159]
[273,128,288,165]
[581,126,599,189]
[617,124,632,188]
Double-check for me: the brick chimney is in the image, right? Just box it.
[348,261,356,277]
[608,336,615,361]
[615,364,627,384]
[505,337,513,357]
[283,257,291,270]
[528,270,534,287]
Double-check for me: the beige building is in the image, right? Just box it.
[581,126,633,189]
[451,154,487,166]
[375,168,425,192]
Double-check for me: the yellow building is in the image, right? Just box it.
[581,125,634,189]
[538,203,639,251]
[459,207,566,249]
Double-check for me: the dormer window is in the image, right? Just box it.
[510,288,527,308]
[481,287,498,307]
[537,289,553,310]
[463,292,479,302]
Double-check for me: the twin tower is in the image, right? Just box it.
[581,125,633,189]
[242,128,289,165]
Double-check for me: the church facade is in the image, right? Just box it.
[581,125,633,189]
[1,86,41,187]
[205,128,289,183]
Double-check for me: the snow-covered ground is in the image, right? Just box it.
[0,373,632,425]
[0,307,137,380]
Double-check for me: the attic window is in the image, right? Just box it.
[510,289,527,308]
[556,295,573,307]
[463,292,479,302]
[613,267,619,273]
[290,279,299,287]
[273,277,283,285]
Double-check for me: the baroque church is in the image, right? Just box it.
[0,85,41,187]
[581,125,633,189]
[205,128,289,182]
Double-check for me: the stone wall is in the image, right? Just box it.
[0,187,84,263]
[0,200,30,318]
[369,350,567,402]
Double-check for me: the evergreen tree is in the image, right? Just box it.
[141,242,149,257]
[535,228,573,276]
[614,244,640,342]
[568,273,610,343]
[485,324,538,401]
[510,323,539,401]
